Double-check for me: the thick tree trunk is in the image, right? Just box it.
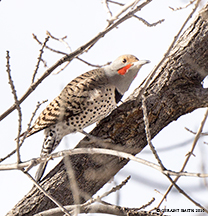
[7,4,208,216]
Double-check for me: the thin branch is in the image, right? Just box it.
[107,0,123,6]
[142,96,199,214]
[46,31,72,52]
[79,176,131,211]
[141,94,192,214]
[35,177,159,216]
[0,148,161,171]
[185,127,208,136]
[163,174,208,214]
[103,0,113,18]
[47,31,111,70]
[23,171,71,216]
[107,0,140,25]
[0,100,47,163]
[137,197,155,211]
[64,157,80,216]
[169,0,196,11]
[34,33,109,69]
[33,33,109,68]
[32,36,49,83]
[19,100,48,143]
[6,51,21,164]
[129,0,201,103]
[108,0,164,27]
[76,56,111,68]
[35,202,161,216]
[157,107,208,213]
[32,33,68,55]
[142,95,166,170]
[1,147,208,178]
[99,176,131,200]
[46,31,72,74]
[133,15,164,27]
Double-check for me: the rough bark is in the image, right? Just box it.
[7,4,208,216]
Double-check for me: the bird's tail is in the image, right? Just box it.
[34,129,63,182]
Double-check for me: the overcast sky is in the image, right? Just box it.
[0,0,207,215]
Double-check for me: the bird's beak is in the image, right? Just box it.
[132,60,150,68]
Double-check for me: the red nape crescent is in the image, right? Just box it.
[118,64,132,75]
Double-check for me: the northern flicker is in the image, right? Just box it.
[23,54,149,182]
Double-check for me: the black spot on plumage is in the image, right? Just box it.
[90,78,96,82]
[55,99,60,107]
[76,85,81,90]
[72,79,79,83]
[48,112,59,117]
[46,107,52,111]
[78,76,84,80]
[115,88,123,103]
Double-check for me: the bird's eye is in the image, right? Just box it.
[122,58,127,63]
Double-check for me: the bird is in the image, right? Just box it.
[22,54,150,182]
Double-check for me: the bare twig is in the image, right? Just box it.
[6,51,21,164]
[76,57,111,68]
[108,0,164,27]
[103,0,113,18]
[1,147,208,179]
[107,0,123,6]
[20,99,48,142]
[107,0,140,25]
[0,148,160,171]
[34,177,157,216]
[169,0,196,11]
[141,94,197,214]
[142,95,166,170]
[47,31,111,70]
[35,202,161,216]
[32,33,68,55]
[163,175,208,213]
[157,107,208,213]
[46,31,72,74]
[32,36,49,83]
[133,16,164,27]
[129,0,202,102]
[23,171,71,216]
[0,100,47,163]
[100,176,131,200]
[64,157,80,216]
[33,33,109,68]
[138,197,155,210]
[185,127,208,136]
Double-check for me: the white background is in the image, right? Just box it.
[0,0,208,215]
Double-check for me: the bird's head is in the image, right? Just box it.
[104,54,150,94]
